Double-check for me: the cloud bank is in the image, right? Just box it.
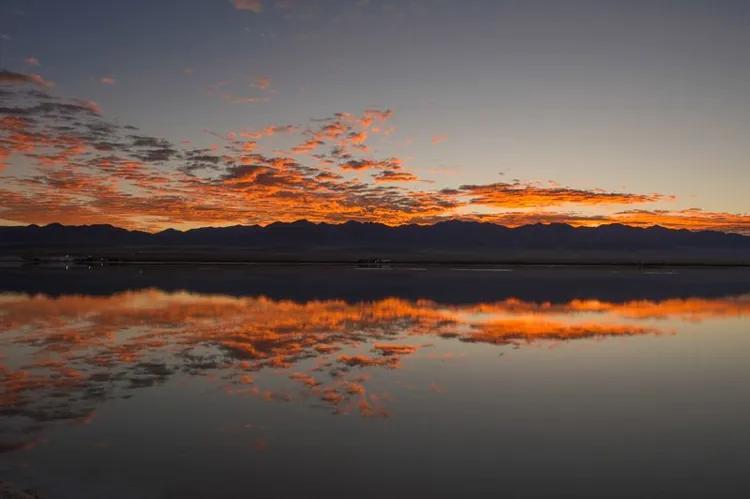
[1,72,748,234]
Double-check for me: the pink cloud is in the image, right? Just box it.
[0,70,55,88]
[99,76,116,86]
[75,99,102,115]
[24,57,40,66]
[232,0,263,13]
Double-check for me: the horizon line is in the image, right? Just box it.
[1,219,743,236]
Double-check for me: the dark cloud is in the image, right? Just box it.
[373,170,418,182]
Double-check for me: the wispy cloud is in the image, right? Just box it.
[223,94,269,105]
[444,181,668,209]
[0,70,54,88]
[207,77,272,106]
[373,170,419,182]
[232,0,263,13]
[252,76,271,90]
[74,99,102,115]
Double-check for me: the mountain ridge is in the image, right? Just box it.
[1,221,749,263]
[2,219,745,234]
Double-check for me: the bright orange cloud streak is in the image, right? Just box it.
[445,182,668,208]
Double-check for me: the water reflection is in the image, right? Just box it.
[2,287,749,451]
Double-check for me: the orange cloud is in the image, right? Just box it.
[373,344,419,355]
[362,108,393,122]
[347,131,368,144]
[253,76,271,90]
[1,85,746,233]
[449,182,667,208]
[291,138,324,154]
[240,124,296,139]
[373,170,418,182]
[463,319,655,344]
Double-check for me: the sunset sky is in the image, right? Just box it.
[1,0,749,233]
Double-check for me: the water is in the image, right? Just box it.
[1,265,749,498]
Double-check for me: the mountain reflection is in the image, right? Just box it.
[1,289,749,450]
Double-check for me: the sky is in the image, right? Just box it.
[1,0,749,233]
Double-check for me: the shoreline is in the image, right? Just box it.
[2,259,750,268]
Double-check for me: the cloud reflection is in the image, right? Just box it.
[1,289,748,449]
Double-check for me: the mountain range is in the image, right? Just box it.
[1,221,749,264]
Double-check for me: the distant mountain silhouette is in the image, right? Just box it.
[1,221,749,263]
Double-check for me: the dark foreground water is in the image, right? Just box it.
[1,265,750,498]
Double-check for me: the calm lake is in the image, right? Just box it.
[1,265,750,498]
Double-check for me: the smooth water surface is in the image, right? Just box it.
[1,266,750,498]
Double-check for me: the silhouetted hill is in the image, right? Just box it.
[1,221,749,264]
